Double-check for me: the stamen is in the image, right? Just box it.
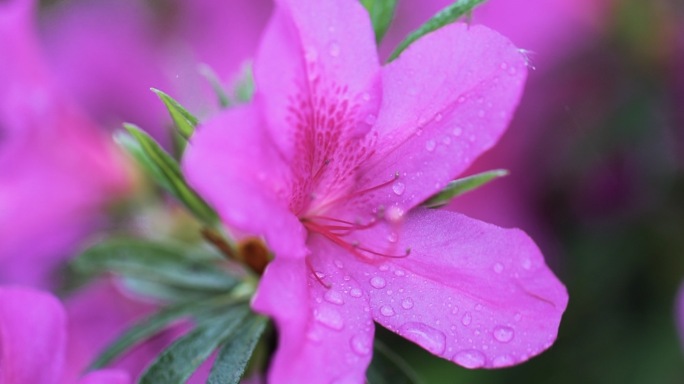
[312,171,400,214]
[306,256,331,288]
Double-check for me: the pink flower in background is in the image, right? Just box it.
[0,286,129,384]
[184,0,568,382]
[0,0,131,288]
[677,282,684,349]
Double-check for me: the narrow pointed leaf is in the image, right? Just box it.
[198,65,231,109]
[367,339,423,384]
[360,0,398,43]
[139,306,251,384]
[73,238,236,292]
[388,0,487,61]
[122,124,218,224]
[207,315,268,384]
[423,169,509,208]
[233,63,255,103]
[151,88,199,139]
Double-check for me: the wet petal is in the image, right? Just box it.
[356,23,527,214]
[343,208,567,368]
[252,257,374,383]
[0,286,66,384]
[254,0,381,161]
[183,104,306,259]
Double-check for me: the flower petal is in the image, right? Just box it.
[357,23,527,214]
[343,208,567,369]
[254,0,381,161]
[0,286,66,384]
[252,256,374,383]
[183,104,306,259]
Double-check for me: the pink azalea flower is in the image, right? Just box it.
[183,0,568,382]
[0,285,129,384]
[0,0,131,287]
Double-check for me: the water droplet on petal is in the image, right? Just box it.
[453,350,486,368]
[509,67,518,75]
[493,263,504,273]
[453,127,462,137]
[492,355,515,368]
[514,312,522,321]
[361,92,371,101]
[365,113,376,125]
[500,62,508,70]
[349,288,362,298]
[458,96,466,103]
[521,258,532,270]
[435,113,443,122]
[442,136,451,145]
[425,140,436,152]
[324,290,345,305]
[399,322,446,355]
[380,306,395,316]
[328,41,341,57]
[385,206,405,223]
[461,312,472,326]
[493,326,514,343]
[305,47,318,62]
[370,276,386,289]
[315,307,344,330]
[392,182,405,196]
[350,335,371,356]
[387,232,398,243]
[379,264,389,272]
[401,298,414,309]
[475,304,482,311]
[334,259,344,269]
[394,269,405,277]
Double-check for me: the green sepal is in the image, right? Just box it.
[198,64,232,109]
[72,238,237,292]
[367,339,423,384]
[118,124,218,224]
[150,88,199,140]
[139,305,251,384]
[360,0,398,44]
[207,315,268,384]
[388,0,487,61]
[233,63,255,103]
[423,169,509,208]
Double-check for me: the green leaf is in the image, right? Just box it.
[423,169,508,208]
[73,238,237,292]
[121,124,218,224]
[388,0,487,61]
[139,305,251,384]
[150,88,199,139]
[360,0,398,43]
[207,315,268,384]
[233,62,255,103]
[367,339,423,384]
[198,64,232,109]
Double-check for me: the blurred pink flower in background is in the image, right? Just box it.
[677,282,684,349]
[0,286,130,384]
[39,0,272,141]
[184,0,568,382]
[0,0,131,288]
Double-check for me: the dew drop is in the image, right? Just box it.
[461,312,472,326]
[349,288,362,298]
[370,276,386,289]
[442,136,451,145]
[509,67,518,75]
[387,231,398,243]
[493,263,504,273]
[394,269,405,277]
[324,290,345,305]
[457,96,466,103]
[380,306,395,316]
[514,312,522,321]
[399,323,446,355]
[493,326,515,343]
[305,47,318,62]
[451,306,459,315]
[521,258,532,270]
[378,264,389,272]
[385,206,405,223]
[435,113,443,122]
[365,113,377,125]
[361,92,371,102]
[334,259,344,269]
[328,41,341,57]
[452,350,486,368]
[401,298,414,309]
[425,140,436,152]
[315,307,344,330]
[392,182,406,196]
[350,335,371,356]
[492,355,515,368]
[475,304,483,311]
[500,62,508,70]
[453,127,462,137]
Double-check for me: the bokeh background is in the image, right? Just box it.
[1,0,682,382]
